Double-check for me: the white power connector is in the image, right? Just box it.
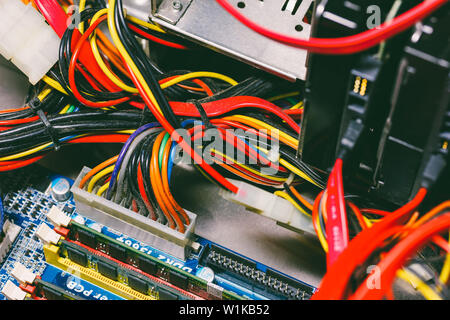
[219,179,316,235]
[0,220,21,264]
[0,0,60,85]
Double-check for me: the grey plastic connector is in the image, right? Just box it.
[71,167,197,260]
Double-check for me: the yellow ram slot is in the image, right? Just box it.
[43,244,154,300]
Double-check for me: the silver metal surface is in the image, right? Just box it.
[151,0,312,81]
[153,0,192,24]
[123,0,153,22]
[0,56,29,110]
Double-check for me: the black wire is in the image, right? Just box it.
[114,0,180,128]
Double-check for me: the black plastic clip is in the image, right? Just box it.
[29,98,61,151]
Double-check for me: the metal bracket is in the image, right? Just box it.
[153,0,193,24]
[150,0,314,81]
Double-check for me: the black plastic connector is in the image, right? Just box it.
[421,154,447,189]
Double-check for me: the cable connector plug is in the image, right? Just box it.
[338,119,365,160]
[0,0,60,84]
[421,153,447,189]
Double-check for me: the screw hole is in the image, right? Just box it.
[295,24,304,32]
[237,2,246,9]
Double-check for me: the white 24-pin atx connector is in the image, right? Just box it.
[0,0,60,85]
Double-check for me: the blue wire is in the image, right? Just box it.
[167,142,176,185]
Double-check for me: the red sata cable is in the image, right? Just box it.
[33,0,67,38]
[325,158,349,268]
[216,0,448,55]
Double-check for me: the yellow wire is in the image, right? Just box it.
[397,269,442,300]
[90,9,138,93]
[363,216,373,228]
[222,115,299,149]
[160,72,238,89]
[274,191,311,217]
[88,165,114,193]
[279,158,320,187]
[125,15,166,33]
[109,1,238,118]
[90,10,237,94]
[0,142,52,161]
[290,101,303,110]
[79,0,87,33]
[268,92,300,102]
[211,148,287,183]
[107,0,162,115]
[59,104,71,114]
[439,230,450,285]
[253,145,318,187]
[315,211,328,252]
[37,88,52,101]
[42,76,69,95]
[0,131,135,162]
[97,182,110,197]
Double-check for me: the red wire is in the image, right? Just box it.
[33,0,120,91]
[432,235,450,253]
[33,0,68,37]
[127,24,188,50]
[124,59,238,193]
[137,162,157,221]
[312,188,427,299]
[170,96,300,133]
[325,158,349,268]
[0,116,40,126]
[0,156,44,171]
[0,106,29,114]
[361,208,391,216]
[351,212,450,300]
[68,15,130,108]
[67,134,130,144]
[216,0,448,55]
[160,75,215,95]
[188,124,275,169]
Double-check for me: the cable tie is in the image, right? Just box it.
[29,98,61,151]
[139,104,154,127]
[190,100,213,129]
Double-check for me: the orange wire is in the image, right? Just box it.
[150,133,182,231]
[80,155,119,189]
[151,134,185,233]
[348,201,368,230]
[161,137,190,225]
[289,186,314,211]
[414,201,450,228]
[137,163,157,220]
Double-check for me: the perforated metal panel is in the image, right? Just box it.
[150,0,314,80]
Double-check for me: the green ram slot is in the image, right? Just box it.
[67,221,243,300]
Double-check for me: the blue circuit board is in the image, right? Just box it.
[41,264,123,300]
[0,166,315,300]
